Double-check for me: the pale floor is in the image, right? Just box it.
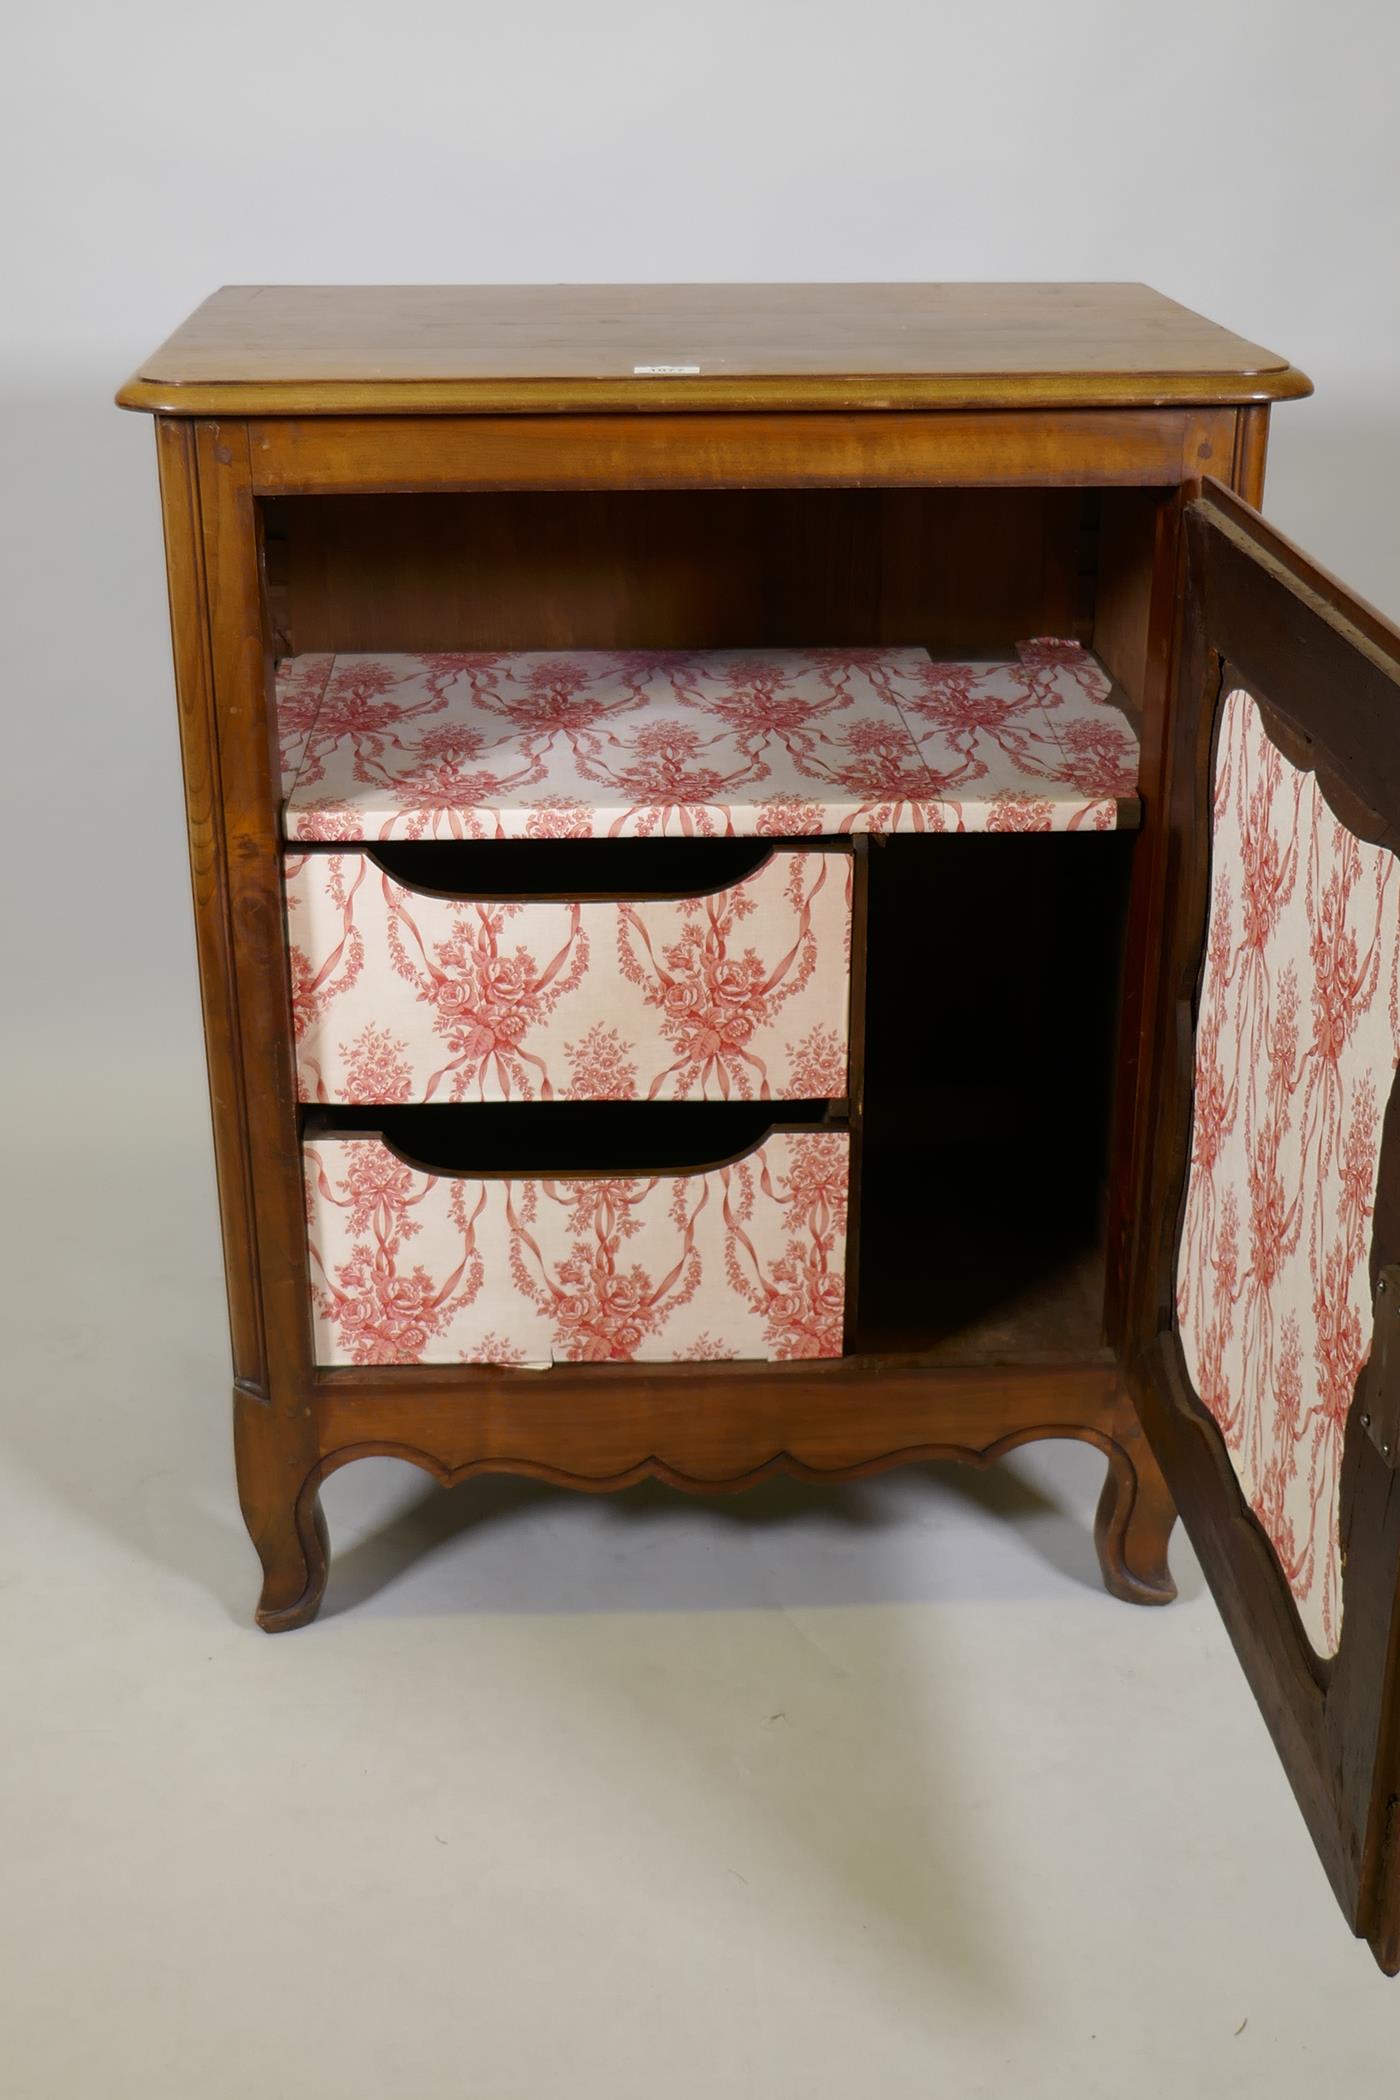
[3,1076,1399,2098]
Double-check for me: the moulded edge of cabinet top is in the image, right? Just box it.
[114,282,1313,416]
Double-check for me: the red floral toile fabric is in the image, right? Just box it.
[276,644,1139,840]
[303,1130,849,1366]
[897,639,1137,833]
[1177,686,1400,1657]
[286,848,851,1104]
[275,654,335,796]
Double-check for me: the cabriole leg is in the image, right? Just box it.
[1093,1394,1178,1605]
[234,1387,330,1632]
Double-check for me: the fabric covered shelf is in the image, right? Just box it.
[275,641,1140,841]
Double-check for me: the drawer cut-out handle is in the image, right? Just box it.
[292,838,847,904]
[304,1100,847,1180]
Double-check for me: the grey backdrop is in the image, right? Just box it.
[5,8,1400,2089]
[5,0,1399,1110]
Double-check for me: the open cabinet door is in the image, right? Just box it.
[1129,480,1400,1971]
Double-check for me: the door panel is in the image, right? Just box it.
[1175,681,1400,1659]
[1129,480,1400,1970]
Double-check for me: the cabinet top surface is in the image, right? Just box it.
[117,282,1310,416]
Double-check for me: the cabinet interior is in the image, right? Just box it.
[266,483,1170,1369]
[263,486,1164,678]
[856,832,1129,1364]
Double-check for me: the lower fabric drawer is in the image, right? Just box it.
[303,1127,849,1367]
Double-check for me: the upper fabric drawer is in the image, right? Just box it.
[286,844,852,1105]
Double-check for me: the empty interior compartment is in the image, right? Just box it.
[265,488,1108,657]
[267,487,1171,842]
[264,486,1168,718]
[854,831,1132,1362]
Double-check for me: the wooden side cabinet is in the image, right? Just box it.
[119,283,1400,1969]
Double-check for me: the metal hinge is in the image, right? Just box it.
[1361,1265,1400,1468]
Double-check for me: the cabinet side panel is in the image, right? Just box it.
[194,421,331,1627]
[1096,488,1185,1345]
[155,418,265,1389]
[1232,405,1271,509]
[194,422,317,1398]
[1093,488,1167,722]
